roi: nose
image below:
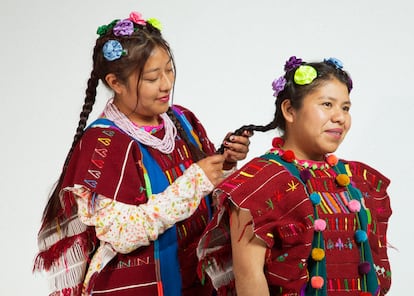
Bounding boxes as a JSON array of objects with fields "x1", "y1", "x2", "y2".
[
  {"x1": 331, "y1": 107, "x2": 346, "y2": 124},
  {"x1": 160, "y1": 71, "x2": 174, "y2": 92}
]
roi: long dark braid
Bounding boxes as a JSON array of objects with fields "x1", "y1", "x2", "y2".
[{"x1": 40, "y1": 60, "x2": 100, "y2": 228}]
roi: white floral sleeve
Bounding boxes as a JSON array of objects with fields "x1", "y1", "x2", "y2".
[{"x1": 65, "y1": 163, "x2": 214, "y2": 254}]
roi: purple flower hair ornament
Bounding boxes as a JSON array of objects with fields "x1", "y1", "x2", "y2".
[
  {"x1": 272, "y1": 76, "x2": 287, "y2": 97},
  {"x1": 284, "y1": 56, "x2": 303, "y2": 72},
  {"x1": 103, "y1": 40, "x2": 127, "y2": 61},
  {"x1": 324, "y1": 57, "x2": 343, "y2": 69},
  {"x1": 113, "y1": 19, "x2": 134, "y2": 36}
]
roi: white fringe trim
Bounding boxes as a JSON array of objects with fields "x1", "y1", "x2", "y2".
[
  {"x1": 38, "y1": 215, "x2": 87, "y2": 251},
  {"x1": 46, "y1": 242, "x2": 88, "y2": 292}
]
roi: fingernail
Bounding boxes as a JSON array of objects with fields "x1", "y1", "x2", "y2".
[{"x1": 229, "y1": 136, "x2": 235, "y2": 142}]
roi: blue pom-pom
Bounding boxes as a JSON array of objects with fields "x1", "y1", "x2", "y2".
[
  {"x1": 309, "y1": 192, "x2": 321, "y2": 205},
  {"x1": 355, "y1": 230, "x2": 368, "y2": 243}
]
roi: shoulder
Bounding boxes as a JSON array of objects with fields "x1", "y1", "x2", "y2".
[
  {"x1": 341, "y1": 159, "x2": 390, "y2": 194},
  {"x1": 171, "y1": 104, "x2": 200, "y2": 123},
  {"x1": 216, "y1": 156, "x2": 307, "y2": 208}
]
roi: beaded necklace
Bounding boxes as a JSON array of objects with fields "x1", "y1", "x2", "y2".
[
  {"x1": 267, "y1": 138, "x2": 378, "y2": 296},
  {"x1": 103, "y1": 99, "x2": 177, "y2": 154}
]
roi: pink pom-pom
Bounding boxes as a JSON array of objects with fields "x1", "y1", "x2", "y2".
[
  {"x1": 314, "y1": 219, "x2": 327, "y2": 231},
  {"x1": 348, "y1": 200, "x2": 361, "y2": 213},
  {"x1": 310, "y1": 276, "x2": 324, "y2": 289}
]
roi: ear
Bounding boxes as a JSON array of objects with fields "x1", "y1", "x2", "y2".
[
  {"x1": 281, "y1": 99, "x2": 296, "y2": 123},
  {"x1": 105, "y1": 73, "x2": 124, "y2": 95}
]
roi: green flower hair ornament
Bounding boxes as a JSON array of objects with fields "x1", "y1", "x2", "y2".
[
  {"x1": 147, "y1": 18, "x2": 162, "y2": 31},
  {"x1": 294, "y1": 65, "x2": 318, "y2": 85}
]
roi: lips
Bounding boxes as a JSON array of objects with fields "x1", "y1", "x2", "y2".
[
  {"x1": 325, "y1": 128, "x2": 343, "y2": 139},
  {"x1": 159, "y1": 95, "x2": 170, "y2": 103}
]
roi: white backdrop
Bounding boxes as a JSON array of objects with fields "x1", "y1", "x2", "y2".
[{"x1": 1, "y1": 0, "x2": 413, "y2": 294}]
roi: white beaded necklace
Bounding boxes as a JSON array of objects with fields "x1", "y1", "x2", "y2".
[{"x1": 103, "y1": 99, "x2": 177, "y2": 154}]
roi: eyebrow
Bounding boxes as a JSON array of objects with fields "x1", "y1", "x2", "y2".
[
  {"x1": 143, "y1": 58, "x2": 173, "y2": 75},
  {"x1": 319, "y1": 96, "x2": 351, "y2": 105}
]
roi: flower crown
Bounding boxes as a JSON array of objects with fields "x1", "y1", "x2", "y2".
[
  {"x1": 98, "y1": 12, "x2": 162, "y2": 61},
  {"x1": 271, "y1": 56, "x2": 348, "y2": 98}
]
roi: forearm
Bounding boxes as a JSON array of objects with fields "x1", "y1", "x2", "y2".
[{"x1": 71, "y1": 163, "x2": 214, "y2": 253}]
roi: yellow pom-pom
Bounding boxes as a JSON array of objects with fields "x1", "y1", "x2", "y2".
[
  {"x1": 336, "y1": 174, "x2": 350, "y2": 186},
  {"x1": 311, "y1": 248, "x2": 325, "y2": 261}
]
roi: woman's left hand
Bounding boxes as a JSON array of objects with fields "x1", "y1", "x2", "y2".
[{"x1": 221, "y1": 130, "x2": 253, "y2": 170}]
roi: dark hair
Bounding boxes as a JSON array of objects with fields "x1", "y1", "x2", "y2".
[
  {"x1": 40, "y1": 18, "x2": 205, "y2": 228},
  {"x1": 218, "y1": 58, "x2": 353, "y2": 149}
]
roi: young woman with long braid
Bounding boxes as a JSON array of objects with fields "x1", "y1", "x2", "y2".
[
  {"x1": 198, "y1": 56, "x2": 392, "y2": 295},
  {"x1": 33, "y1": 11, "x2": 251, "y2": 296}
]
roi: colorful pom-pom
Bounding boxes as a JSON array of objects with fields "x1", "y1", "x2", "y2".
[
  {"x1": 348, "y1": 200, "x2": 361, "y2": 213},
  {"x1": 272, "y1": 137, "x2": 284, "y2": 148},
  {"x1": 314, "y1": 219, "x2": 327, "y2": 232},
  {"x1": 325, "y1": 154, "x2": 338, "y2": 166},
  {"x1": 358, "y1": 262, "x2": 371, "y2": 275},
  {"x1": 281, "y1": 150, "x2": 295, "y2": 162},
  {"x1": 355, "y1": 230, "x2": 368, "y2": 243},
  {"x1": 310, "y1": 276, "x2": 324, "y2": 289},
  {"x1": 309, "y1": 192, "x2": 321, "y2": 205},
  {"x1": 336, "y1": 174, "x2": 350, "y2": 186},
  {"x1": 311, "y1": 248, "x2": 325, "y2": 261},
  {"x1": 300, "y1": 169, "x2": 312, "y2": 183}
]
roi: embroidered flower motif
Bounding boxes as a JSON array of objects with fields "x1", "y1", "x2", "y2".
[
  {"x1": 113, "y1": 19, "x2": 134, "y2": 36},
  {"x1": 103, "y1": 40, "x2": 127, "y2": 61},
  {"x1": 147, "y1": 18, "x2": 162, "y2": 31},
  {"x1": 294, "y1": 65, "x2": 318, "y2": 85},
  {"x1": 324, "y1": 57, "x2": 343, "y2": 69},
  {"x1": 284, "y1": 56, "x2": 303, "y2": 72},
  {"x1": 129, "y1": 11, "x2": 146, "y2": 25},
  {"x1": 271, "y1": 76, "x2": 287, "y2": 97}
]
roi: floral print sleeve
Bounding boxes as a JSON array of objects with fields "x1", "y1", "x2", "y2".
[{"x1": 65, "y1": 163, "x2": 214, "y2": 254}]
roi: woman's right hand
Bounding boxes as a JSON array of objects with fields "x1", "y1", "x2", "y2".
[{"x1": 196, "y1": 154, "x2": 226, "y2": 186}]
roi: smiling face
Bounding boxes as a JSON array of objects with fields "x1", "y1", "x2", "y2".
[
  {"x1": 110, "y1": 46, "x2": 174, "y2": 126},
  {"x1": 282, "y1": 78, "x2": 351, "y2": 161}
]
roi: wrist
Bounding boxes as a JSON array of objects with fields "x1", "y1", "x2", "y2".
[{"x1": 223, "y1": 160, "x2": 237, "y2": 171}]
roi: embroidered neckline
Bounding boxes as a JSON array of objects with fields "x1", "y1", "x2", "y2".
[
  {"x1": 269, "y1": 137, "x2": 336, "y2": 171},
  {"x1": 268, "y1": 137, "x2": 376, "y2": 295}
]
